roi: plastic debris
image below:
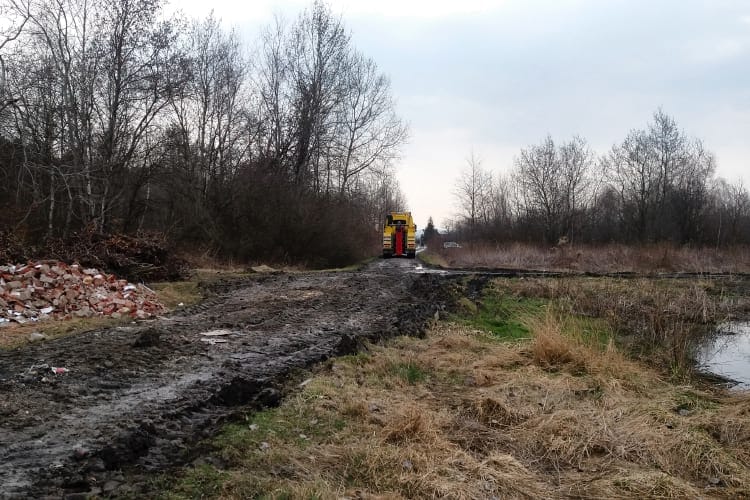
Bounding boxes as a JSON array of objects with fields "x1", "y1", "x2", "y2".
[
  {"x1": 199, "y1": 329, "x2": 232, "y2": 336},
  {"x1": 27, "y1": 363, "x2": 49, "y2": 373},
  {"x1": 50, "y1": 367, "x2": 69, "y2": 375},
  {"x1": 200, "y1": 338, "x2": 228, "y2": 345}
]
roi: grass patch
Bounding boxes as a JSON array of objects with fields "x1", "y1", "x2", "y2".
[
  {"x1": 456, "y1": 285, "x2": 546, "y2": 341},
  {"x1": 213, "y1": 396, "x2": 337, "y2": 461},
  {"x1": 160, "y1": 464, "x2": 228, "y2": 500},
  {"x1": 160, "y1": 319, "x2": 750, "y2": 499},
  {"x1": 0, "y1": 315, "x2": 132, "y2": 349},
  {"x1": 483, "y1": 276, "x2": 742, "y2": 375},
  {"x1": 559, "y1": 314, "x2": 614, "y2": 348},
  {"x1": 156, "y1": 274, "x2": 750, "y2": 499},
  {"x1": 337, "y1": 352, "x2": 371, "y2": 366},
  {"x1": 417, "y1": 250, "x2": 448, "y2": 268},
  {"x1": 675, "y1": 390, "x2": 721, "y2": 412},
  {"x1": 390, "y1": 361, "x2": 427, "y2": 384},
  {"x1": 151, "y1": 280, "x2": 203, "y2": 310}
]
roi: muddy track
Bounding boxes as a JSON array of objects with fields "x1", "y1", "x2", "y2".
[
  {"x1": 0, "y1": 259, "x2": 454, "y2": 498},
  {"x1": 418, "y1": 258, "x2": 750, "y2": 281}
]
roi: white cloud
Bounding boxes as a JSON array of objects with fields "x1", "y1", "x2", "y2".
[
  {"x1": 170, "y1": 0, "x2": 508, "y2": 24},
  {"x1": 687, "y1": 38, "x2": 746, "y2": 64},
  {"x1": 332, "y1": 0, "x2": 507, "y2": 19},
  {"x1": 168, "y1": 0, "x2": 305, "y2": 24}
]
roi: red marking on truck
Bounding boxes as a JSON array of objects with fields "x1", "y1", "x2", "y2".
[{"x1": 395, "y1": 226, "x2": 404, "y2": 256}]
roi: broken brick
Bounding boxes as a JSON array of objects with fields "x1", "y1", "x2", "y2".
[{"x1": 0, "y1": 260, "x2": 165, "y2": 324}]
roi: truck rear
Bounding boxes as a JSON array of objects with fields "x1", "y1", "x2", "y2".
[{"x1": 382, "y1": 212, "x2": 416, "y2": 258}]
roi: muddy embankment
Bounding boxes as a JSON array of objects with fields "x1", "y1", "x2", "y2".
[{"x1": 0, "y1": 259, "x2": 454, "y2": 498}]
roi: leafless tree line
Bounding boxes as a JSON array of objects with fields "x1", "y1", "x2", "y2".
[
  {"x1": 0, "y1": 0, "x2": 408, "y2": 265},
  {"x1": 453, "y1": 110, "x2": 749, "y2": 246}
]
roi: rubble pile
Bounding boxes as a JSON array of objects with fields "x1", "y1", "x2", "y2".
[
  {"x1": 48, "y1": 229, "x2": 189, "y2": 282},
  {"x1": 0, "y1": 261, "x2": 165, "y2": 325}
]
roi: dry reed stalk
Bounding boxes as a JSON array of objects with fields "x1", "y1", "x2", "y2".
[
  {"x1": 529, "y1": 309, "x2": 589, "y2": 373},
  {"x1": 438, "y1": 242, "x2": 750, "y2": 274},
  {"x1": 564, "y1": 468, "x2": 703, "y2": 499},
  {"x1": 383, "y1": 405, "x2": 440, "y2": 444}
]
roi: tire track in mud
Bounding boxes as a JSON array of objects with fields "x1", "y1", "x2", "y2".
[{"x1": 0, "y1": 260, "x2": 453, "y2": 498}]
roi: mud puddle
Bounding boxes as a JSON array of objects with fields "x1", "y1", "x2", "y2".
[{"x1": 0, "y1": 259, "x2": 454, "y2": 498}]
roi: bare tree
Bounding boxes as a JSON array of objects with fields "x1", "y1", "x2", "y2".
[
  {"x1": 489, "y1": 173, "x2": 514, "y2": 227},
  {"x1": 254, "y1": 14, "x2": 294, "y2": 172},
  {"x1": 514, "y1": 135, "x2": 592, "y2": 243},
  {"x1": 604, "y1": 128, "x2": 657, "y2": 241},
  {"x1": 0, "y1": 0, "x2": 188, "y2": 234},
  {"x1": 0, "y1": 0, "x2": 410, "y2": 267},
  {"x1": 671, "y1": 138, "x2": 715, "y2": 242},
  {"x1": 288, "y1": 0, "x2": 349, "y2": 189},
  {"x1": 0, "y1": 0, "x2": 30, "y2": 111},
  {"x1": 171, "y1": 14, "x2": 248, "y2": 196},
  {"x1": 91, "y1": 0, "x2": 185, "y2": 230},
  {"x1": 454, "y1": 153, "x2": 493, "y2": 233},
  {"x1": 2, "y1": 0, "x2": 92, "y2": 235},
  {"x1": 251, "y1": 2, "x2": 407, "y2": 201},
  {"x1": 604, "y1": 110, "x2": 714, "y2": 242},
  {"x1": 711, "y1": 178, "x2": 749, "y2": 246},
  {"x1": 335, "y1": 51, "x2": 407, "y2": 196},
  {"x1": 558, "y1": 135, "x2": 594, "y2": 241}
]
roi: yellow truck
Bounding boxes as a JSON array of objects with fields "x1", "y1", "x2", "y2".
[{"x1": 382, "y1": 212, "x2": 417, "y2": 258}]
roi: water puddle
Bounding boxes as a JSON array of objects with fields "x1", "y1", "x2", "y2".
[{"x1": 697, "y1": 322, "x2": 750, "y2": 389}]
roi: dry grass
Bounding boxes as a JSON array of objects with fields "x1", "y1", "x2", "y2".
[
  {"x1": 149, "y1": 280, "x2": 203, "y2": 310},
  {"x1": 431, "y1": 242, "x2": 750, "y2": 274},
  {"x1": 166, "y1": 318, "x2": 750, "y2": 499},
  {"x1": 0, "y1": 315, "x2": 132, "y2": 349},
  {"x1": 484, "y1": 276, "x2": 750, "y2": 375},
  {"x1": 530, "y1": 310, "x2": 590, "y2": 371}
]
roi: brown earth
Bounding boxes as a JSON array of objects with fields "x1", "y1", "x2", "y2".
[{"x1": 0, "y1": 259, "x2": 453, "y2": 498}]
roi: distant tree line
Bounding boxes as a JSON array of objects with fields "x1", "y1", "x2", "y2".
[
  {"x1": 0, "y1": 0, "x2": 408, "y2": 266},
  {"x1": 452, "y1": 110, "x2": 749, "y2": 246}
]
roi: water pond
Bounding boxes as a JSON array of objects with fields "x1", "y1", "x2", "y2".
[{"x1": 697, "y1": 322, "x2": 750, "y2": 389}]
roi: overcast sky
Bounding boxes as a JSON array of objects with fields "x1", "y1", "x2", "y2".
[{"x1": 174, "y1": 0, "x2": 750, "y2": 229}]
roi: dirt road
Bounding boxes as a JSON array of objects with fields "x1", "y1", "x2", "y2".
[{"x1": 0, "y1": 259, "x2": 451, "y2": 498}]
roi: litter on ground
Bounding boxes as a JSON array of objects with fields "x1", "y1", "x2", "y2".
[
  {"x1": 199, "y1": 329, "x2": 233, "y2": 337},
  {"x1": 200, "y1": 338, "x2": 228, "y2": 345}
]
